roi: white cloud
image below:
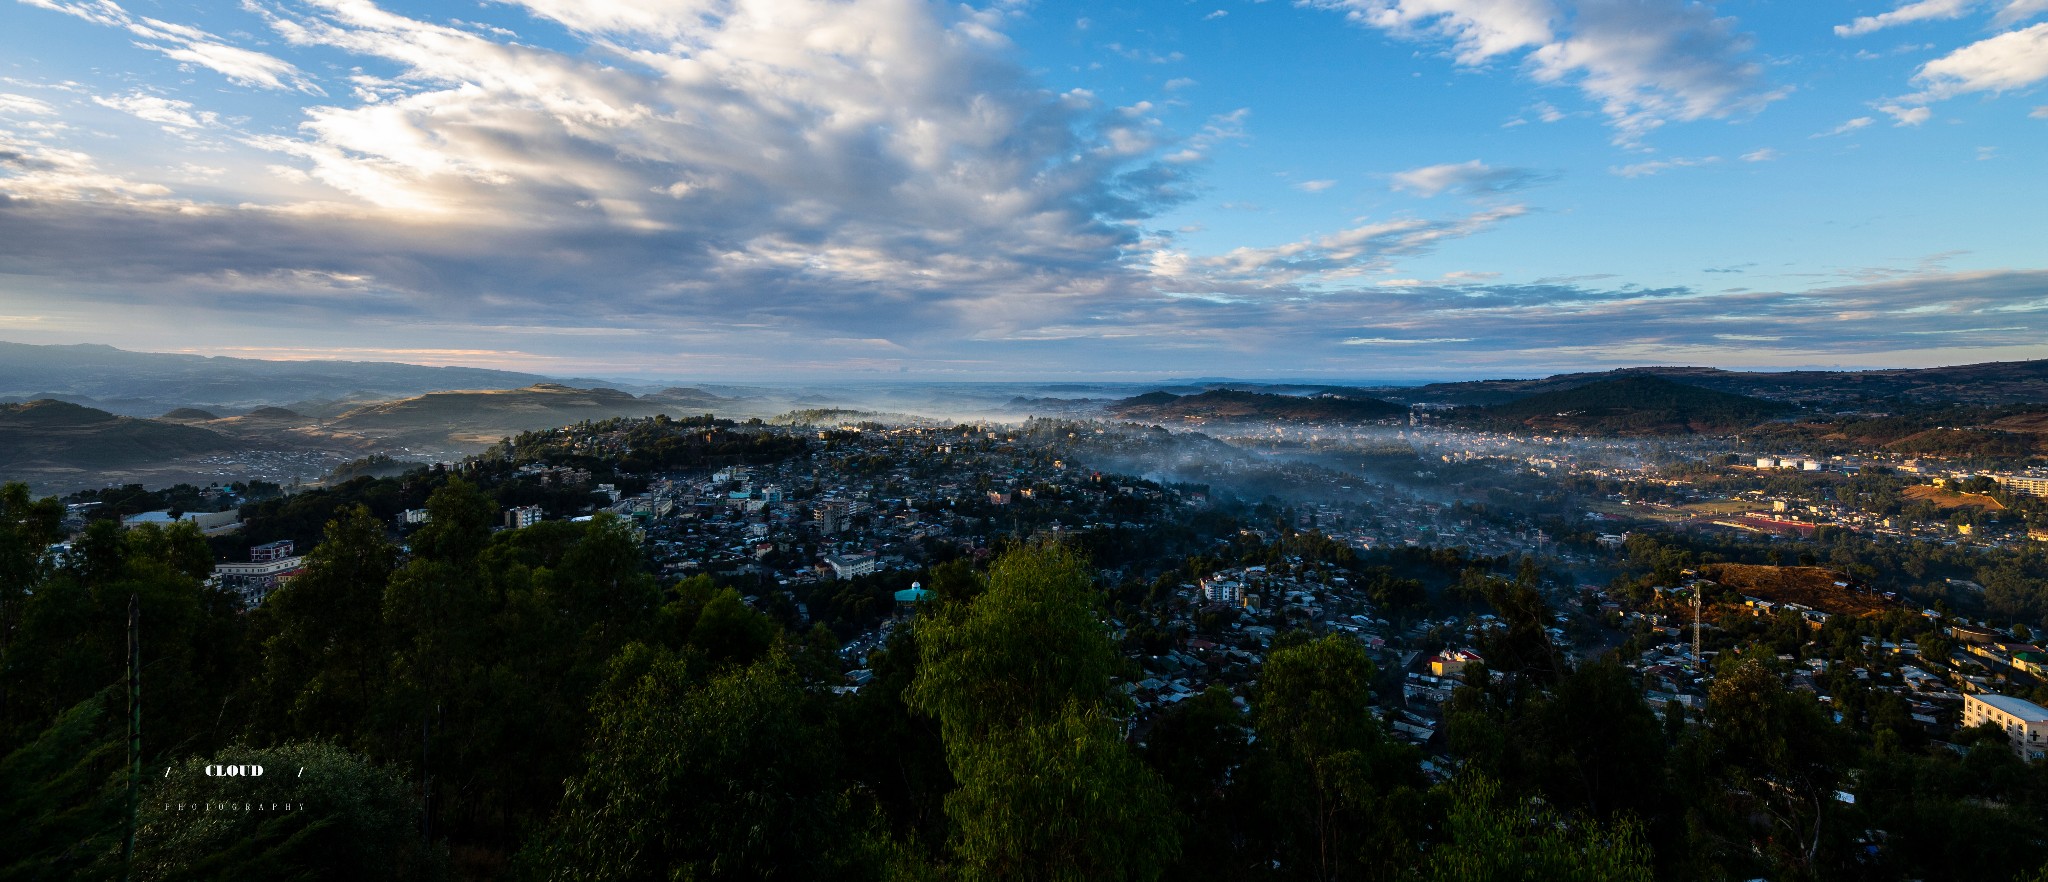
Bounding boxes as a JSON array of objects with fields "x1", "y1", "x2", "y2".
[
  {"x1": 1204, "y1": 9, "x2": 1229, "y2": 20},
  {"x1": 1295, "y1": 179, "x2": 1338, "y2": 192},
  {"x1": 1994, "y1": 0, "x2": 2048, "y2": 26},
  {"x1": 92, "y1": 92, "x2": 217, "y2": 129},
  {"x1": 1168, "y1": 204, "x2": 1530, "y2": 285},
  {"x1": 1389, "y1": 159, "x2": 1550, "y2": 197},
  {"x1": 1609, "y1": 155, "x2": 1719, "y2": 177},
  {"x1": 1164, "y1": 77, "x2": 1199, "y2": 90},
  {"x1": 0, "y1": 131, "x2": 175, "y2": 202},
  {"x1": 1815, "y1": 116, "x2": 1874, "y2": 137},
  {"x1": 1, "y1": 0, "x2": 1260, "y2": 355},
  {"x1": 20, "y1": 0, "x2": 319, "y2": 93},
  {"x1": 1834, "y1": 0, "x2": 1974, "y2": 38},
  {"x1": 1880, "y1": 103, "x2": 1933, "y2": 125},
  {"x1": 1311, "y1": 0, "x2": 1555, "y2": 64},
  {"x1": 2033, "y1": 104, "x2": 2048, "y2": 117},
  {"x1": 1305, "y1": 0, "x2": 1782, "y2": 144},
  {"x1": 0, "y1": 93, "x2": 58, "y2": 116},
  {"x1": 1740, "y1": 147, "x2": 1780, "y2": 161},
  {"x1": 1379, "y1": 270, "x2": 1500, "y2": 287},
  {"x1": 1912, "y1": 22, "x2": 2048, "y2": 96}
]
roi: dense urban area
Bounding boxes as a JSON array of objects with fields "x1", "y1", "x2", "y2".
[{"x1": 9, "y1": 397, "x2": 2048, "y2": 881}]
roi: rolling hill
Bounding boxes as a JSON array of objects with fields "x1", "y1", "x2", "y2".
[
  {"x1": 0, "y1": 400, "x2": 241, "y2": 470},
  {"x1": 322, "y1": 384, "x2": 749, "y2": 448},
  {"x1": 1472, "y1": 375, "x2": 1792, "y2": 434}
]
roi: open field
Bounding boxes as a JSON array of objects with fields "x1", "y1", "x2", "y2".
[
  {"x1": 1904, "y1": 484, "x2": 2005, "y2": 512},
  {"x1": 1676, "y1": 500, "x2": 1766, "y2": 515}
]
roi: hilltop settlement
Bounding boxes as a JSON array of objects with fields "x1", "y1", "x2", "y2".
[{"x1": 11, "y1": 357, "x2": 2048, "y2": 879}]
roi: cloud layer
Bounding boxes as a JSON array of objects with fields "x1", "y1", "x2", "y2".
[
  {"x1": 1305, "y1": 0, "x2": 1784, "y2": 143},
  {"x1": 1, "y1": 0, "x2": 2045, "y2": 377}
]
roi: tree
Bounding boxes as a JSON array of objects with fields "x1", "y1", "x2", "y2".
[
  {"x1": 1253, "y1": 634, "x2": 1423, "y2": 882},
  {"x1": 0, "y1": 483, "x2": 63, "y2": 720},
  {"x1": 689, "y1": 588, "x2": 777, "y2": 668},
  {"x1": 907, "y1": 544, "x2": 1123, "y2": 740},
  {"x1": 1422, "y1": 775, "x2": 1654, "y2": 882},
  {"x1": 944, "y1": 702, "x2": 1178, "y2": 882},
  {"x1": 1526, "y1": 659, "x2": 1668, "y2": 821},
  {"x1": 907, "y1": 544, "x2": 1179, "y2": 882},
  {"x1": 0, "y1": 691, "x2": 123, "y2": 882},
  {"x1": 1145, "y1": 685, "x2": 1256, "y2": 881},
  {"x1": 244, "y1": 505, "x2": 395, "y2": 748},
  {"x1": 2, "y1": 520, "x2": 246, "y2": 758},
  {"x1": 521, "y1": 647, "x2": 859, "y2": 881},
  {"x1": 1704, "y1": 656, "x2": 1849, "y2": 873}
]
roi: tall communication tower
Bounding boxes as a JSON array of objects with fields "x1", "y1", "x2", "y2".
[{"x1": 1690, "y1": 591, "x2": 1704, "y2": 659}]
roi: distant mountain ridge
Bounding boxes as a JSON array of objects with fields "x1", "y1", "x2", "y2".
[
  {"x1": 1373, "y1": 360, "x2": 2048, "y2": 407},
  {"x1": 0, "y1": 340, "x2": 609, "y2": 416}
]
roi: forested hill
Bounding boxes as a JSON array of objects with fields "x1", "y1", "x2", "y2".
[
  {"x1": 1466, "y1": 375, "x2": 1793, "y2": 434},
  {"x1": 1380, "y1": 359, "x2": 2048, "y2": 408},
  {"x1": 0, "y1": 399, "x2": 240, "y2": 469},
  {"x1": 1110, "y1": 389, "x2": 1407, "y2": 424},
  {"x1": 326, "y1": 384, "x2": 679, "y2": 446}
]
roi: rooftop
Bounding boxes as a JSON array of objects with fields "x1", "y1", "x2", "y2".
[{"x1": 1973, "y1": 693, "x2": 2048, "y2": 722}]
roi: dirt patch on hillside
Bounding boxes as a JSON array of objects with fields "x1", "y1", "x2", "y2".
[
  {"x1": 1699, "y1": 564, "x2": 1891, "y2": 617},
  {"x1": 1990, "y1": 411, "x2": 2048, "y2": 434}
]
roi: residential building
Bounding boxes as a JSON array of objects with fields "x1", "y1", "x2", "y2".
[
  {"x1": 214, "y1": 540, "x2": 304, "y2": 605},
  {"x1": 1200, "y1": 577, "x2": 1245, "y2": 606},
  {"x1": 1995, "y1": 475, "x2": 2048, "y2": 498},
  {"x1": 826, "y1": 552, "x2": 879, "y2": 580},
  {"x1": 250, "y1": 540, "x2": 295, "y2": 562},
  {"x1": 1964, "y1": 693, "x2": 2048, "y2": 760},
  {"x1": 1429, "y1": 648, "x2": 1483, "y2": 678},
  {"x1": 504, "y1": 505, "x2": 544, "y2": 529},
  {"x1": 816, "y1": 500, "x2": 848, "y2": 535}
]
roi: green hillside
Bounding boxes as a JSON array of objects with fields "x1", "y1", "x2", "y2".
[{"x1": 0, "y1": 399, "x2": 239, "y2": 469}]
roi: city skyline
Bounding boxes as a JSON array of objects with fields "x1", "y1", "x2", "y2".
[{"x1": 1, "y1": 0, "x2": 2045, "y2": 379}]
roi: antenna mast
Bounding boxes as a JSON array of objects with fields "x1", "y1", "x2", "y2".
[{"x1": 1691, "y1": 591, "x2": 1703, "y2": 659}]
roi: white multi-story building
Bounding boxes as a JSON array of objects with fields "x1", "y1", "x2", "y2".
[
  {"x1": 214, "y1": 540, "x2": 304, "y2": 605},
  {"x1": 826, "y1": 552, "x2": 879, "y2": 579},
  {"x1": 1964, "y1": 693, "x2": 2048, "y2": 760},
  {"x1": 1994, "y1": 475, "x2": 2048, "y2": 498},
  {"x1": 504, "y1": 505, "x2": 544, "y2": 529},
  {"x1": 1200, "y1": 577, "x2": 1244, "y2": 606}
]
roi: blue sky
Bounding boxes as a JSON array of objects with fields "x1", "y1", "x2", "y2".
[{"x1": 0, "y1": 0, "x2": 2043, "y2": 380}]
